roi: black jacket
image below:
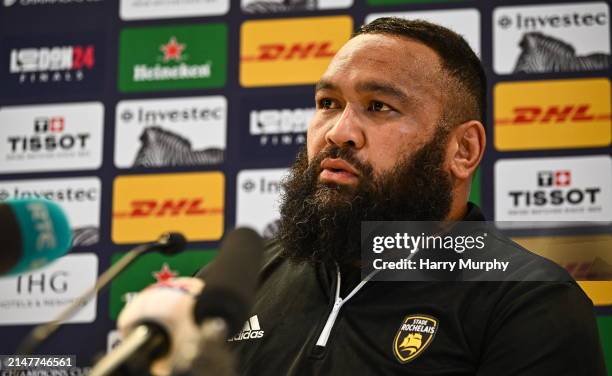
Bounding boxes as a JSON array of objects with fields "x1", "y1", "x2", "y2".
[{"x1": 200, "y1": 204, "x2": 606, "y2": 375}]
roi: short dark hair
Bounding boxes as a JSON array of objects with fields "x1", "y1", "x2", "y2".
[{"x1": 355, "y1": 17, "x2": 486, "y2": 127}]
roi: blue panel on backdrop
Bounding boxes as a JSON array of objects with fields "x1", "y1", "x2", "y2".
[
  {"x1": 239, "y1": 93, "x2": 313, "y2": 164},
  {"x1": 0, "y1": 33, "x2": 105, "y2": 99}
]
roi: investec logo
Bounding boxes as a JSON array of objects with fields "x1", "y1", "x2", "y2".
[
  {"x1": 0, "y1": 177, "x2": 101, "y2": 246},
  {"x1": 229, "y1": 315, "x2": 264, "y2": 341},
  {"x1": 250, "y1": 107, "x2": 312, "y2": 146},
  {"x1": 494, "y1": 79, "x2": 611, "y2": 151},
  {"x1": 240, "y1": 16, "x2": 352, "y2": 87},
  {"x1": 493, "y1": 2, "x2": 610, "y2": 74},
  {"x1": 112, "y1": 172, "x2": 225, "y2": 243},
  {"x1": 236, "y1": 168, "x2": 287, "y2": 239},
  {"x1": 9, "y1": 44, "x2": 95, "y2": 84},
  {"x1": 119, "y1": 24, "x2": 227, "y2": 92},
  {"x1": 495, "y1": 156, "x2": 612, "y2": 224},
  {"x1": 114, "y1": 96, "x2": 227, "y2": 169}
]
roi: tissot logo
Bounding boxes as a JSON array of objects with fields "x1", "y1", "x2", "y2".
[
  {"x1": 0, "y1": 102, "x2": 104, "y2": 173},
  {"x1": 114, "y1": 96, "x2": 227, "y2": 169},
  {"x1": 0, "y1": 254, "x2": 98, "y2": 325},
  {"x1": 494, "y1": 79, "x2": 611, "y2": 151},
  {"x1": 495, "y1": 156, "x2": 612, "y2": 227},
  {"x1": 0, "y1": 177, "x2": 101, "y2": 246},
  {"x1": 240, "y1": 16, "x2": 352, "y2": 87},
  {"x1": 508, "y1": 171, "x2": 599, "y2": 208},
  {"x1": 9, "y1": 117, "x2": 89, "y2": 153},
  {"x1": 493, "y1": 2, "x2": 610, "y2": 74},
  {"x1": 119, "y1": 24, "x2": 227, "y2": 92},
  {"x1": 538, "y1": 171, "x2": 571, "y2": 187},
  {"x1": 112, "y1": 172, "x2": 224, "y2": 243},
  {"x1": 1, "y1": 35, "x2": 104, "y2": 98}
]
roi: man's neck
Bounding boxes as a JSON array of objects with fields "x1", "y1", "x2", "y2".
[{"x1": 446, "y1": 201, "x2": 468, "y2": 221}]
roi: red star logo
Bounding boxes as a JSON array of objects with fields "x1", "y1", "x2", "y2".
[
  {"x1": 555, "y1": 171, "x2": 571, "y2": 187},
  {"x1": 160, "y1": 36, "x2": 185, "y2": 62},
  {"x1": 152, "y1": 263, "x2": 178, "y2": 282}
]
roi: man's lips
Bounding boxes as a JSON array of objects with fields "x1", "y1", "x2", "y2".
[{"x1": 319, "y1": 158, "x2": 360, "y2": 185}]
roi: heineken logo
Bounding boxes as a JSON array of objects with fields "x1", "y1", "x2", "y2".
[
  {"x1": 161, "y1": 37, "x2": 185, "y2": 62},
  {"x1": 119, "y1": 24, "x2": 227, "y2": 92},
  {"x1": 108, "y1": 250, "x2": 217, "y2": 320},
  {"x1": 152, "y1": 263, "x2": 178, "y2": 282},
  {"x1": 133, "y1": 36, "x2": 211, "y2": 82}
]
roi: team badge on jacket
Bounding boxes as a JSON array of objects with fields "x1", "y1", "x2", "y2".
[{"x1": 393, "y1": 315, "x2": 438, "y2": 363}]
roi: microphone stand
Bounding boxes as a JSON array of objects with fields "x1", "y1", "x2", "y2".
[{"x1": 17, "y1": 233, "x2": 184, "y2": 355}]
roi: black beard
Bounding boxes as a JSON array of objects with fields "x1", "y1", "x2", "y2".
[{"x1": 277, "y1": 127, "x2": 454, "y2": 267}]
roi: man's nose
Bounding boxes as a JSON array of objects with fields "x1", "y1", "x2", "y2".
[{"x1": 324, "y1": 105, "x2": 365, "y2": 149}]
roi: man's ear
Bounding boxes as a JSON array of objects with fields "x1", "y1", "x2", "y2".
[{"x1": 447, "y1": 120, "x2": 486, "y2": 180}]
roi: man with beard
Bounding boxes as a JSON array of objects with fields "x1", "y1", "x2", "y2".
[{"x1": 202, "y1": 18, "x2": 606, "y2": 375}]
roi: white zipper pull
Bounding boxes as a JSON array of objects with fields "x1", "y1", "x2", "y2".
[
  {"x1": 314, "y1": 266, "x2": 380, "y2": 348},
  {"x1": 316, "y1": 297, "x2": 344, "y2": 347}
]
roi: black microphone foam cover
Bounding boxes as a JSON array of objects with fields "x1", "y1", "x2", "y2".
[
  {"x1": 0, "y1": 203, "x2": 22, "y2": 274},
  {"x1": 193, "y1": 227, "x2": 264, "y2": 335},
  {"x1": 156, "y1": 232, "x2": 187, "y2": 255}
]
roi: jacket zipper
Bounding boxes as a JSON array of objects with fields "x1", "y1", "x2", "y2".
[{"x1": 315, "y1": 265, "x2": 379, "y2": 347}]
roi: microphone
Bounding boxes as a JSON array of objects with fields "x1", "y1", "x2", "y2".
[
  {"x1": 193, "y1": 227, "x2": 264, "y2": 334},
  {"x1": 17, "y1": 231, "x2": 187, "y2": 355},
  {"x1": 0, "y1": 199, "x2": 72, "y2": 276},
  {"x1": 90, "y1": 228, "x2": 264, "y2": 376}
]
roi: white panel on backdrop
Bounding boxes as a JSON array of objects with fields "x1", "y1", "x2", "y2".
[
  {"x1": 120, "y1": 0, "x2": 229, "y2": 20},
  {"x1": 236, "y1": 168, "x2": 288, "y2": 239},
  {"x1": 114, "y1": 96, "x2": 227, "y2": 168},
  {"x1": 365, "y1": 9, "x2": 481, "y2": 57},
  {"x1": 241, "y1": 0, "x2": 352, "y2": 13},
  {"x1": 0, "y1": 254, "x2": 99, "y2": 325},
  {"x1": 0, "y1": 177, "x2": 102, "y2": 246},
  {"x1": 493, "y1": 2, "x2": 610, "y2": 74},
  {"x1": 495, "y1": 155, "x2": 612, "y2": 228},
  {"x1": 0, "y1": 102, "x2": 103, "y2": 174}
]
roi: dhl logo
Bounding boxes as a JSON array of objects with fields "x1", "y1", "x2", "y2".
[
  {"x1": 241, "y1": 42, "x2": 336, "y2": 62},
  {"x1": 112, "y1": 172, "x2": 224, "y2": 243},
  {"x1": 240, "y1": 16, "x2": 352, "y2": 87},
  {"x1": 494, "y1": 79, "x2": 611, "y2": 151},
  {"x1": 496, "y1": 105, "x2": 610, "y2": 125},
  {"x1": 113, "y1": 198, "x2": 223, "y2": 218}
]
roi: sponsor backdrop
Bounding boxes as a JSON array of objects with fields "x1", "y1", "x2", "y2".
[{"x1": 0, "y1": 0, "x2": 610, "y2": 372}]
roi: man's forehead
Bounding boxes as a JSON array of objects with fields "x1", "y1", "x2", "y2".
[
  {"x1": 319, "y1": 33, "x2": 444, "y2": 100},
  {"x1": 330, "y1": 33, "x2": 442, "y2": 74}
]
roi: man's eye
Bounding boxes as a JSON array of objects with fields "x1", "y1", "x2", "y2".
[
  {"x1": 368, "y1": 101, "x2": 392, "y2": 112},
  {"x1": 318, "y1": 98, "x2": 336, "y2": 109}
]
